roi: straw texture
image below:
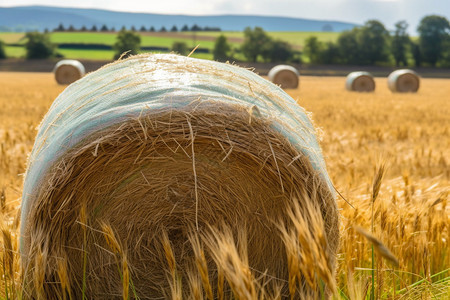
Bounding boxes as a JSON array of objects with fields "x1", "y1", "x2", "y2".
[
  {"x1": 268, "y1": 65, "x2": 299, "y2": 89},
  {"x1": 21, "y1": 54, "x2": 338, "y2": 298},
  {"x1": 53, "y1": 59, "x2": 85, "y2": 85},
  {"x1": 345, "y1": 71, "x2": 375, "y2": 92},
  {"x1": 388, "y1": 69, "x2": 420, "y2": 93}
]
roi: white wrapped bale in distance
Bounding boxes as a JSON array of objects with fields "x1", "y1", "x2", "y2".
[
  {"x1": 345, "y1": 71, "x2": 375, "y2": 92},
  {"x1": 268, "y1": 65, "x2": 299, "y2": 89},
  {"x1": 388, "y1": 69, "x2": 420, "y2": 93},
  {"x1": 21, "y1": 54, "x2": 338, "y2": 298},
  {"x1": 53, "y1": 59, "x2": 85, "y2": 85}
]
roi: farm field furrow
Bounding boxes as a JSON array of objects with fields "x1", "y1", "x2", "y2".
[{"x1": 0, "y1": 72, "x2": 448, "y2": 298}]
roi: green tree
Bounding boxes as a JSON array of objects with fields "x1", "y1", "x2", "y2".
[
  {"x1": 191, "y1": 24, "x2": 201, "y2": 31},
  {"x1": 0, "y1": 40, "x2": 6, "y2": 59},
  {"x1": 25, "y1": 32, "x2": 55, "y2": 59},
  {"x1": 262, "y1": 39, "x2": 293, "y2": 63},
  {"x1": 337, "y1": 29, "x2": 361, "y2": 64},
  {"x1": 417, "y1": 15, "x2": 450, "y2": 66},
  {"x1": 241, "y1": 27, "x2": 271, "y2": 62},
  {"x1": 54, "y1": 23, "x2": 65, "y2": 32},
  {"x1": 358, "y1": 20, "x2": 390, "y2": 65},
  {"x1": 304, "y1": 37, "x2": 339, "y2": 64},
  {"x1": 213, "y1": 35, "x2": 231, "y2": 61},
  {"x1": 172, "y1": 41, "x2": 188, "y2": 55},
  {"x1": 439, "y1": 37, "x2": 450, "y2": 67},
  {"x1": 411, "y1": 41, "x2": 422, "y2": 67},
  {"x1": 320, "y1": 42, "x2": 340, "y2": 64},
  {"x1": 391, "y1": 21, "x2": 410, "y2": 66},
  {"x1": 113, "y1": 30, "x2": 141, "y2": 59},
  {"x1": 100, "y1": 24, "x2": 109, "y2": 32},
  {"x1": 170, "y1": 25, "x2": 178, "y2": 32},
  {"x1": 304, "y1": 36, "x2": 324, "y2": 64}
]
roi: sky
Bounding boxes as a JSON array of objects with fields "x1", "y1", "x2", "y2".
[{"x1": 1, "y1": 0, "x2": 450, "y2": 34}]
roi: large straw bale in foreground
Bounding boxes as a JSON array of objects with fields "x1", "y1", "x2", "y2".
[
  {"x1": 21, "y1": 54, "x2": 338, "y2": 298},
  {"x1": 268, "y1": 65, "x2": 299, "y2": 89},
  {"x1": 345, "y1": 71, "x2": 375, "y2": 92},
  {"x1": 388, "y1": 69, "x2": 420, "y2": 93},
  {"x1": 53, "y1": 59, "x2": 85, "y2": 85}
]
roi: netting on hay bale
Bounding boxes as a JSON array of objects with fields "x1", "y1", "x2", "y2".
[
  {"x1": 268, "y1": 65, "x2": 299, "y2": 89},
  {"x1": 53, "y1": 60, "x2": 85, "y2": 85},
  {"x1": 388, "y1": 69, "x2": 420, "y2": 93},
  {"x1": 20, "y1": 54, "x2": 339, "y2": 298},
  {"x1": 345, "y1": 71, "x2": 375, "y2": 92}
]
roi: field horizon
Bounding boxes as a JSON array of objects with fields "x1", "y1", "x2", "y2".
[{"x1": 0, "y1": 31, "x2": 341, "y2": 62}]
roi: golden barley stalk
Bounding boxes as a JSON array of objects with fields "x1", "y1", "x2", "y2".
[
  {"x1": 354, "y1": 226, "x2": 399, "y2": 267},
  {"x1": 122, "y1": 255, "x2": 130, "y2": 300}
]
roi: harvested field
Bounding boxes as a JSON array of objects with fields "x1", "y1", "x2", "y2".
[{"x1": 0, "y1": 72, "x2": 449, "y2": 299}]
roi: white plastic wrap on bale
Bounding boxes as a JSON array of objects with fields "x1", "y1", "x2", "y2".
[
  {"x1": 346, "y1": 71, "x2": 375, "y2": 92},
  {"x1": 21, "y1": 54, "x2": 333, "y2": 250},
  {"x1": 268, "y1": 65, "x2": 299, "y2": 89},
  {"x1": 53, "y1": 59, "x2": 85, "y2": 85},
  {"x1": 388, "y1": 69, "x2": 420, "y2": 93}
]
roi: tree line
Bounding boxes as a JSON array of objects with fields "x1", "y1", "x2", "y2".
[
  {"x1": 51, "y1": 23, "x2": 221, "y2": 33},
  {"x1": 303, "y1": 15, "x2": 450, "y2": 67},
  {"x1": 0, "y1": 28, "x2": 293, "y2": 62},
  {"x1": 111, "y1": 28, "x2": 296, "y2": 62},
  {"x1": 1, "y1": 14, "x2": 448, "y2": 67}
]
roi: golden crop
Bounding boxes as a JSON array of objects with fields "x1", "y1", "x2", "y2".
[{"x1": 0, "y1": 72, "x2": 448, "y2": 299}]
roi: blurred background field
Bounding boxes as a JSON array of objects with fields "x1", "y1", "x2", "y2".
[
  {"x1": 0, "y1": 31, "x2": 339, "y2": 61},
  {"x1": 0, "y1": 72, "x2": 448, "y2": 298}
]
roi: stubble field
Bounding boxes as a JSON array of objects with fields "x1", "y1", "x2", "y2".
[{"x1": 0, "y1": 72, "x2": 448, "y2": 299}]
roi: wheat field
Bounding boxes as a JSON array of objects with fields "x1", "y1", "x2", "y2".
[{"x1": 0, "y1": 72, "x2": 448, "y2": 299}]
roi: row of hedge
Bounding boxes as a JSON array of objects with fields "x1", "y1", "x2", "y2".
[{"x1": 7, "y1": 42, "x2": 212, "y2": 53}]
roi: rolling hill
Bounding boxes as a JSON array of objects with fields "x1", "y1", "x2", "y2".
[{"x1": 0, "y1": 5, "x2": 358, "y2": 32}]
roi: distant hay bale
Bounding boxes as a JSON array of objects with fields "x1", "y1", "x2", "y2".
[
  {"x1": 53, "y1": 59, "x2": 85, "y2": 85},
  {"x1": 388, "y1": 69, "x2": 420, "y2": 93},
  {"x1": 20, "y1": 54, "x2": 338, "y2": 298},
  {"x1": 268, "y1": 65, "x2": 299, "y2": 89},
  {"x1": 345, "y1": 71, "x2": 375, "y2": 92}
]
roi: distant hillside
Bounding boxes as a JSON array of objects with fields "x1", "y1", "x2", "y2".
[{"x1": 0, "y1": 5, "x2": 358, "y2": 32}]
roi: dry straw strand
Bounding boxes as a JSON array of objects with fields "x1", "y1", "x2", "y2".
[{"x1": 355, "y1": 226, "x2": 399, "y2": 267}]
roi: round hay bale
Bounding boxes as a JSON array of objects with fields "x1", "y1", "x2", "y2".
[
  {"x1": 53, "y1": 59, "x2": 85, "y2": 85},
  {"x1": 20, "y1": 54, "x2": 338, "y2": 298},
  {"x1": 388, "y1": 69, "x2": 420, "y2": 93},
  {"x1": 345, "y1": 71, "x2": 375, "y2": 92},
  {"x1": 268, "y1": 65, "x2": 299, "y2": 89}
]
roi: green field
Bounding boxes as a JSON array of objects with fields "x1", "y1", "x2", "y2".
[
  {"x1": 49, "y1": 32, "x2": 225, "y2": 48},
  {"x1": 4, "y1": 45, "x2": 26, "y2": 57},
  {"x1": 0, "y1": 32, "x2": 26, "y2": 44},
  {"x1": 0, "y1": 31, "x2": 339, "y2": 60}
]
